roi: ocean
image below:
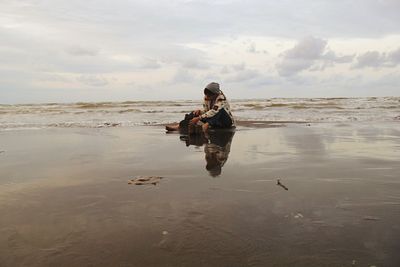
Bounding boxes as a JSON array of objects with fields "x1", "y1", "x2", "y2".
[{"x1": 0, "y1": 97, "x2": 399, "y2": 130}]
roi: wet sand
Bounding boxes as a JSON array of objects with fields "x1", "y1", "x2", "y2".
[{"x1": 0, "y1": 123, "x2": 400, "y2": 266}]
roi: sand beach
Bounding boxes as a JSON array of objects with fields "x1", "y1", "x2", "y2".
[
  {"x1": 0, "y1": 121, "x2": 399, "y2": 266},
  {"x1": 2, "y1": 0, "x2": 400, "y2": 265}
]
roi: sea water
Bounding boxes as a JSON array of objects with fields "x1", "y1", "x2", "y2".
[{"x1": 0, "y1": 97, "x2": 399, "y2": 130}]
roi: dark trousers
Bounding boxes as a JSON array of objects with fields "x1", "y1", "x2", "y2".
[
  {"x1": 202, "y1": 108, "x2": 233, "y2": 128},
  {"x1": 179, "y1": 111, "x2": 196, "y2": 128},
  {"x1": 179, "y1": 108, "x2": 233, "y2": 129},
  {"x1": 179, "y1": 109, "x2": 232, "y2": 129}
]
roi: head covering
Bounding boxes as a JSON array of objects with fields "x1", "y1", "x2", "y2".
[
  {"x1": 204, "y1": 82, "x2": 221, "y2": 95},
  {"x1": 206, "y1": 162, "x2": 222, "y2": 177}
]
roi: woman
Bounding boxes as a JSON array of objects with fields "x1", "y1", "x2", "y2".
[{"x1": 166, "y1": 82, "x2": 235, "y2": 133}]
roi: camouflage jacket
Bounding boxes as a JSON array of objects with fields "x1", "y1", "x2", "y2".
[{"x1": 199, "y1": 92, "x2": 235, "y2": 125}]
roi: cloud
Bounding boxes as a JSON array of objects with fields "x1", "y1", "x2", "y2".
[
  {"x1": 139, "y1": 58, "x2": 162, "y2": 69},
  {"x1": 224, "y1": 69, "x2": 260, "y2": 83},
  {"x1": 322, "y1": 51, "x2": 354, "y2": 64},
  {"x1": 311, "y1": 51, "x2": 354, "y2": 71},
  {"x1": 246, "y1": 42, "x2": 267, "y2": 54},
  {"x1": 388, "y1": 47, "x2": 400, "y2": 64},
  {"x1": 353, "y1": 51, "x2": 385, "y2": 68},
  {"x1": 276, "y1": 36, "x2": 354, "y2": 76},
  {"x1": 1, "y1": 0, "x2": 400, "y2": 102},
  {"x1": 159, "y1": 46, "x2": 210, "y2": 69},
  {"x1": 219, "y1": 63, "x2": 261, "y2": 83},
  {"x1": 181, "y1": 58, "x2": 209, "y2": 69},
  {"x1": 65, "y1": 46, "x2": 99, "y2": 56},
  {"x1": 276, "y1": 36, "x2": 328, "y2": 76},
  {"x1": 172, "y1": 69, "x2": 195, "y2": 84},
  {"x1": 232, "y1": 63, "x2": 246, "y2": 71},
  {"x1": 353, "y1": 47, "x2": 400, "y2": 68},
  {"x1": 220, "y1": 66, "x2": 231, "y2": 74},
  {"x1": 77, "y1": 75, "x2": 109, "y2": 87},
  {"x1": 247, "y1": 42, "x2": 256, "y2": 53}
]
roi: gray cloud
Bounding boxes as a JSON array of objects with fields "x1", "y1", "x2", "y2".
[
  {"x1": 139, "y1": 58, "x2": 162, "y2": 69},
  {"x1": 388, "y1": 48, "x2": 400, "y2": 64},
  {"x1": 220, "y1": 66, "x2": 231, "y2": 74},
  {"x1": 1, "y1": 0, "x2": 400, "y2": 102},
  {"x1": 77, "y1": 75, "x2": 109, "y2": 87},
  {"x1": 220, "y1": 63, "x2": 276, "y2": 89},
  {"x1": 65, "y1": 46, "x2": 99, "y2": 56},
  {"x1": 276, "y1": 36, "x2": 327, "y2": 76},
  {"x1": 219, "y1": 63, "x2": 261, "y2": 82},
  {"x1": 232, "y1": 63, "x2": 246, "y2": 71},
  {"x1": 246, "y1": 42, "x2": 268, "y2": 54},
  {"x1": 311, "y1": 51, "x2": 355, "y2": 71},
  {"x1": 247, "y1": 42, "x2": 257, "y2": 53},
  {"x1": 181, "y1": 59, "x2": 209, "y2": 70},
  {"x1": 5, "y1": 1, "x2": 399, "y2": 47},
  {"x1": 353, "y1": 47, "x2": 400, "y2": 68},
  {"x1": 158, "y1": 46, "x2": 210, "y2": 70},
  {"x1": 353, "y1": 51, "x2": 386, "y2": 68},
  {"x1": 322, "y1": 51, "x2": 354, "y2": 64},
  {"x1": 224, "y1": 69, "x2": 260, "y2": 83},
  {"x1": 277, "y1": 36, "x2": 354, "y2": 76},
  {"x1": 172, "y1": 69, "x2": 196, "y2": 84},
  {"x1": 285, "y1": 37, "x2": 328, "y2": 60},
  {"x1": 247, "y1": 42, "x2": 268, "y2": 54}
]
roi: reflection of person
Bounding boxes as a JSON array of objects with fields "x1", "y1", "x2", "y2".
[
  {"x1": 166, "y1": 82, "x2": 235, "y2": 133},
  {"x1": 179, "y1": 130, "x2": 235, "y2": 177},
  {"x1": 204, "y1": 131, "x2": 234, "y2": 177}
]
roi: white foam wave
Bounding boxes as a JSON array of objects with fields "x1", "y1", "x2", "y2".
[{"x1": 1, "y1": 97, "x2": 399, "y2": 130}]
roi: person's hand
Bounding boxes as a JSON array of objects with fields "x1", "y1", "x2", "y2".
[
  {"x1": 193, "y1": 110, "x2": 201, "y2": 116},
  {"x1": 190, "y1": 117, "x2": 200, "y2": 125}
]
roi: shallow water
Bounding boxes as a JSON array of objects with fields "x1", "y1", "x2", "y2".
[{"x1": 0, "y1": 123, "x2": 399, "y2": 266}]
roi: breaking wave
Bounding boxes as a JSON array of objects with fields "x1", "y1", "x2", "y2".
[{"x1": 1, "y1": 97, "x2": 399, "y2": 130}]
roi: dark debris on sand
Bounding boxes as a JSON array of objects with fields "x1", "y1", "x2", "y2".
[
  {"x1": 277, "y1": 178, "x2": 289, "y2": 191},
  {"x1": 128, "y1": 176, "x2": 163, "y2": 185}
]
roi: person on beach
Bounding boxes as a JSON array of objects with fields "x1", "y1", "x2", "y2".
[{"x1": 166, "y1": 82, "x2": 235, "y2": 133}]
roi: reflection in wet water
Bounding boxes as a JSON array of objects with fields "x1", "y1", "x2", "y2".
[
  {"x1": 0, "y1": 124, "x2": 400, "y2": 266},
  {"x1": 179, "y1": 130, "x2": 235, "y2": 177}
]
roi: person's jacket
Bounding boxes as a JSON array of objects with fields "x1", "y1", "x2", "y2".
[{"x1": 199, "y1": 92, "x2": 235, "y2": 126}]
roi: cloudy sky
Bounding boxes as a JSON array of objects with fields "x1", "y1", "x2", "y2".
[{"x1": 1, "y1": 0, "x2": 400, "y2": 103}]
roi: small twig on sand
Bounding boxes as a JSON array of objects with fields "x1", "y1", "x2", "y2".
[{"x1": 277, "y1": 178, "x2": 289, "y2": 191}]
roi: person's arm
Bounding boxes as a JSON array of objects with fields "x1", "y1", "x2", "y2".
[
  {"x1": 200, "y1": 100, "x2": 226, "y2": 119},
  {"x1": 193, "y1": 98, "x2": 209, "y2": 116}
]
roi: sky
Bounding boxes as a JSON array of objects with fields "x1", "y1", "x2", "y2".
[{"x1": 1, "y1": 0, "x2": 400, "y2": 103}]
